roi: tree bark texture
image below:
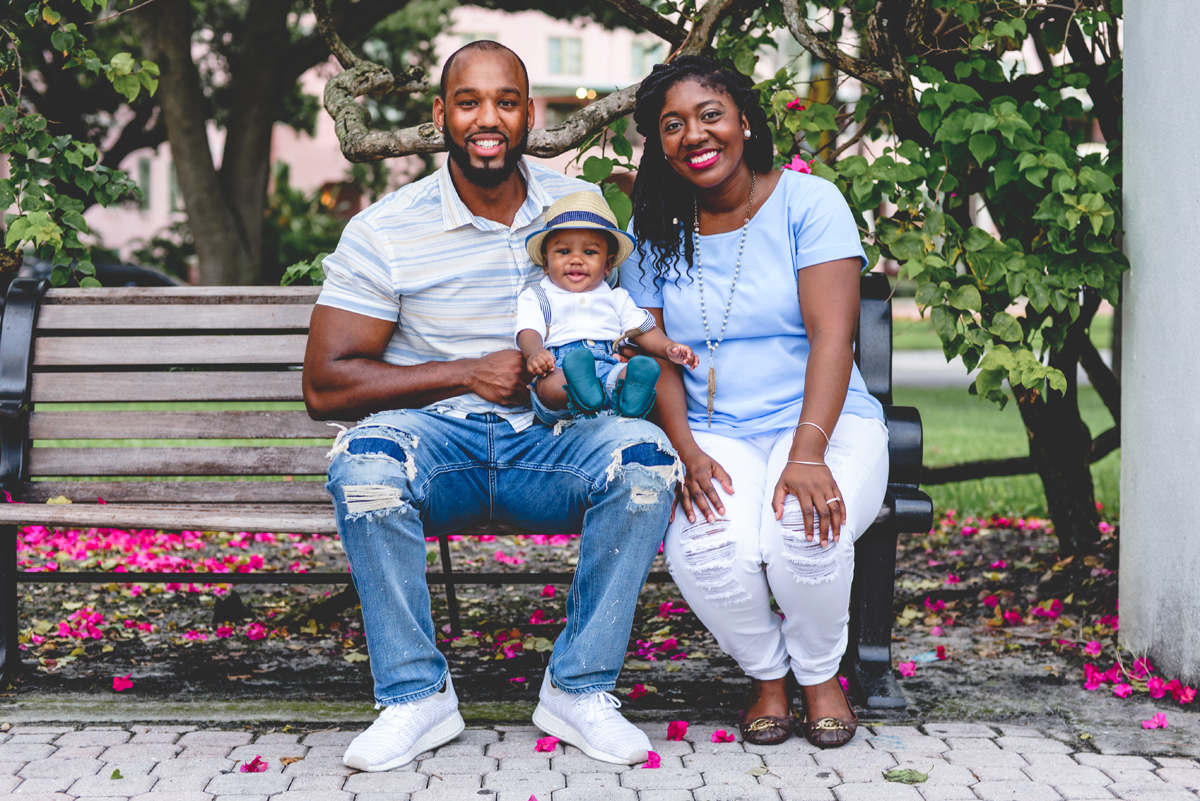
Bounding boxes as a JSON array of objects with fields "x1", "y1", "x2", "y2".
[
  {"x1": 1015, "y1": 306, "x2": 1103, "y2": 556},
  {"x1": 131, "y1": 0, "x2": 258, "y2": 286}
]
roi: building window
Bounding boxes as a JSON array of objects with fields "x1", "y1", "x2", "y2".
[
  {"x1": 631, "y1": 41, "x2": 664, "y2": 78},
  {"x1": 168, "y1": 162, "x2": 181, "y2": 213},
  {"x1": 137, "y1": 157, "x2": 151, "y2": 211},
  {"x1": 548, "y1": 37, "x2": 582, "y2": 76}
]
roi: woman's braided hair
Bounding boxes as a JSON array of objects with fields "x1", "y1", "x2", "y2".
[{"x1": 631, "y1": 55, "x2": 773, "y2": 285}]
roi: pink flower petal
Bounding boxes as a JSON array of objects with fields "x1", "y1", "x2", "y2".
[
  {"x1": 534, "y1": 736, "x2": 560, "y2": 753},
  {"x1": 1112, "y1": 683, "x2": 1133, "y2": 698},
  {"x1": 1084, "y1": 641, "x2": 1102, "y2": 656},
  {"x1": 711, "y1": 730, "x2": 735, "y2": 743},
  {"x1": 112, "y1": 674, "x2": 133, "y2": 692},
  {"x1": 897, "y1": 661, "x2": 916, "y2": 678},
  {"x1": 667, "y1": 720, "x2": 688, "y2": 741},
  {"x1": 628, "y1": 683, "x2": 647, "y2": 700},
  {"x1": 541, "y1": 585, "x2": 555, "y2": 598},
  {"x1": 642, "y1": 751, "x2": 661, "y2": 769},
  {"x1": 240, "y1": 755, "x2": 268, "y2": 772}
]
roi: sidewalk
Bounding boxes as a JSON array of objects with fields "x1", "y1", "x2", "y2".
[{"x1": 1, "y1": 718, "x2": 1198, "y2": 800}]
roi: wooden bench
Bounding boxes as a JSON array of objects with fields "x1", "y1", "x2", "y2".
[{"x1": 0, "y1": 274, "x2": 931, "y2": 708}]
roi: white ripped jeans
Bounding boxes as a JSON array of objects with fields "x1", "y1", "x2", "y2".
[{"x1": 664, "y1": 414, "x2": 889, "y2": 686}]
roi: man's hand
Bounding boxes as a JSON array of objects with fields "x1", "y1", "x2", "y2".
[
  {"x1": 470, "y1": 349, "x2": 532, "y2": 406},
  {"x1": 526, "y1": 348, "x2": 556, "y2": 377},
  {"x1": 666, "y1": 342, "x2": 699, "y2": 369}
]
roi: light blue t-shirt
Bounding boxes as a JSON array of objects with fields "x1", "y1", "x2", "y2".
[{"x1": 620, "y1": 170, "x2": 884, "y2": 437}]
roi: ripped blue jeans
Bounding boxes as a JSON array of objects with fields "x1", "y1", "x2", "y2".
[{"x1": 326, "y1": 409, "x2": 678, "y2": 706}]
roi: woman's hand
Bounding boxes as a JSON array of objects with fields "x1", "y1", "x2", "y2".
[
  {"x1": 676, "y1": 444, "x2": 734, "y2": 525},
  {"x1": 772, "y1": 463, "x2": 844, "y2": 547}
]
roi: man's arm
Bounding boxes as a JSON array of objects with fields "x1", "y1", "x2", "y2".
[{"x1": 302, "y1": 305, "x2": 530, "y2": 421}]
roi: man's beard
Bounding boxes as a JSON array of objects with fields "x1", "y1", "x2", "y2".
[{"x1": 444, "y1": 125, "x2": 528, "y2": 189}]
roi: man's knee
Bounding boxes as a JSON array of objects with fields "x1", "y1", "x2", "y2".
[
  {"x1": 327, "y1": 423, "x2": 423, "y2": 519},
  {"x1": 598, "y1": 424, "x2": 682, "y2": 511}
]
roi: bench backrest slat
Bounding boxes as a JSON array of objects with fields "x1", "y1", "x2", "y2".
[
  {"x1": 31, "y1": 371, "x2": 303, "y2": 403},
  {"x1": 23, "y1": 480, "x2": 332, "y2": 504},
  {"x1": 37, "y1": 304, "x2": 314, "y2": 331},
  {"x1": 29, "y1": 410, "x2": 339, "y2": 440},
  {"x1": 33, "y1": 335, "x2": 309, "y2": 366},
  {"x1": 40, "y1": 287, "x2": 321, "y2": 305},
  {"x1": 29, "y1": 445, "x2": 330, "y2": 476}
]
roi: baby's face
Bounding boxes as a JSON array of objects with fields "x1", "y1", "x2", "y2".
[{"x1": 543, "y1": 229, "x2": 613, "y2": 294}]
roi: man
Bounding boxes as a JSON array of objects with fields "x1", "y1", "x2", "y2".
[{"x1": 303, "y1": 41, "x2": 677, "y2": 772}]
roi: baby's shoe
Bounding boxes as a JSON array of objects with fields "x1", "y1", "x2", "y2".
[
  {"x1": 613, "y1": 356, "x2": 660, "y2": 418},
  {"x1": 562, "y1": 348, "x2": 606, "y2": 416}
]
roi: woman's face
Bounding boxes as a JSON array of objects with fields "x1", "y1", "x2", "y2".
[{"x1": 657, "y1": 78, "x2": 750, "y2": 191}]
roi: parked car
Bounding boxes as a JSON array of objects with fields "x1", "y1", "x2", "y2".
[{"x1": 17, "y1": 259, "x2": 188, "y2": 288}]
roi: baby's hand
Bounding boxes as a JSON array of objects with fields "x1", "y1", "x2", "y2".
[
  {"x1": 667, "y1": 342, "x2": 699, "y2": 369},
  {"x1": 527, "y1": 349, "x2": 556, "y2": 377}
]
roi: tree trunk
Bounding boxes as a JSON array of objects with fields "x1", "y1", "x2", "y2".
[
  {"x1": 219, "y1": 0, "x2": 294, "y2": 285},
  {"x1": 131, "y1": 0, "x2": 259, "y2": 286},
  {"x1": 1014, "y1": 310, "x2": 1103, "y2": 556}
]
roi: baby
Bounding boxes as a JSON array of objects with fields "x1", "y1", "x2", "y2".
[{"x1": 516, "y1": 192, "x2": 697, "y2": 424}]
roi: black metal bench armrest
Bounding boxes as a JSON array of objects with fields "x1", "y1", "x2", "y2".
[
  {"x1": 0, "y1": 279, "x2": 48, "y2": 491},
  {"x1": 883, "y1": 404, "x2": 922, "y2": 487}
]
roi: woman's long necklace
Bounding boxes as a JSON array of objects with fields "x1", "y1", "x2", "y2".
[{"x1": 694, "y1": 171, "x2": 755, "y2": 427}]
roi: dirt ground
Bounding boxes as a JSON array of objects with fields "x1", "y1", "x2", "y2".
[{"x1": 8, "y1": 507, "x2": 1141, "y2": 725}]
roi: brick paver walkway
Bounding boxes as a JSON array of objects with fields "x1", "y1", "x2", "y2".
[{"x1": 1, "y1": 721, "x2": 1198, "y2": 800}]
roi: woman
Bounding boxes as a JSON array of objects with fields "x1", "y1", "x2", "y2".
[{"x1": 621, "y1": 56, "x2": 889, "y2": 748}]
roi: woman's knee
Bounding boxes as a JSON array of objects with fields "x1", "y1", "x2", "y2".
[{"x1": 667, "y1": 516, "x2": 759, "y2": 607}]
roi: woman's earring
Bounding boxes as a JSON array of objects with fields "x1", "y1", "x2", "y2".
[{"x1": 743, "y1": 130, "x2": 751, "y2": 139}]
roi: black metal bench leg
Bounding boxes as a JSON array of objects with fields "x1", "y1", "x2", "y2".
[
  {"x1": 848, "y1": 519, "x2": 907, "y2": 709},
  {"x1": 438, "y1": 533, "x2": 462, "y2": 638},
  {"x1": 0, "y1": 524, "x2": 21, "y2": 687}
]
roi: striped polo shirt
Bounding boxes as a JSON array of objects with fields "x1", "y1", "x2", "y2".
[{"x1": 316, "y1": 158, "x2": 600, "y2": 430}]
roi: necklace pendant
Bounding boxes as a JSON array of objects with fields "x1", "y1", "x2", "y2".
[{"x1": 706, "y1": 365, "x2": 716, "y2": 427}]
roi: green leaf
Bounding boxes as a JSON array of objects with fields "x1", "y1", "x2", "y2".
[
  {"x1": 602, "y1": 183, "x2": 632, "y2": 231},
  {"x1": 611, "y1": 135, "x2": 633, "y2": 161},
  {"x1": 42, "y1": 6, "x2": 62, "y2": 25},
  {"x1": 924, "y1": 207, "x2": 945, "y2": 238},
  {"x1": 343, "y1": 651, "x2": 369, "y2": 663},
  {"x1": 581, "y1": 156, "x2": 613, "y2": 184},
  {"x1": 963, "y1": 227, "x2": 995, "y2": 252},
  {"x1": 968, "y1": 134, "x2": 997, "y2": 165},
  {"x1": 947, "y1": 284, "x2": 982, "y2": 312},
  {"x1": 110, "y1": 769, "x2": 124, "y2": 780},
  {"x1": 79, "y1": 277, "x2": 101, "y2": 288},
  {"x1": 733, "y1": 45, "x2": 756, "y2": 76},
  {"x1": 746, "y1": 765, "x2": 769, "y2": 777},
  {"x1": 988, "y1": 312, "x2": 1022, "y2": 343},
  {"x1": 883, "y1": 768, "x2": 929, "y2": 785},
  {"x1": 930, "y1": 306, "x2": 958, "y2": 343},
  {"x1": 111, "y1": 74, "x2": 141, "y2": 103}
]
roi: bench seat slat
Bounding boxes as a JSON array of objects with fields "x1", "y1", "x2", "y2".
[
  {"x1": 0, "y1": 503, "x2": 338, "y2": 534},
  {"x1": 37, "y1": 304, "x2": 313, "y2": 331},
  {"x1": 31, "y1": 372, "x2": 302, "y2": 402},
  {"x1": 43, "y1": 287, "x2": 322, "y2": 305},
  {"x1": 33, "y1": 335, "x2": 308, "y2": 367},
  {"x1": 22, "y1": 481, "x2": 332, "y2": 504},
  {"x1": 30, "y1": 411, "x2": 344, "y2": 440},
  {"x1": 29, "y1": 446, "x2": 330, "y2": 476}
]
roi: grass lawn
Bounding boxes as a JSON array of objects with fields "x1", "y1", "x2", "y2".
[{"x1": 896, "y1": 385, "x2": 1119, "y2": 519}]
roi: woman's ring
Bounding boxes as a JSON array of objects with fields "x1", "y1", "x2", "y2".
[{"x1": 825, "y1": 497, "x2": 840, "y2": 505}]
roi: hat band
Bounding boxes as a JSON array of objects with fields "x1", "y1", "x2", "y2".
[{"x1": 546, "y1": 210, "x2": 617, "y2": 231}]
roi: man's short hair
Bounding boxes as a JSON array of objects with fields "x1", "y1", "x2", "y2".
[{"x1": 439, "y1": 41, "x2": 530, "y2": 99}]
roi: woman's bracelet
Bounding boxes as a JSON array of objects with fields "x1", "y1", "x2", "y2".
[
  {"x1": 787, "y1": 460, "x2": 826, "y2": 467},
  {"x1": 796, "y1": 421, "x2": 830, "y2": 446}
]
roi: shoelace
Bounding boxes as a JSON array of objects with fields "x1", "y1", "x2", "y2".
[{"x1": 576, "y1": 691, "x2": 623, "y2": 723}]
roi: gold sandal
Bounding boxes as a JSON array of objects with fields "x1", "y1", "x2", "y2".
[{"x1": 799, "y1": 681, "x2": 858, "y2": 749}]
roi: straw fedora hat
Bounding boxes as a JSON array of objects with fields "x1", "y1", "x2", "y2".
[{"x1": 525, "y1": 191, "x2": 637, "y2": 268}]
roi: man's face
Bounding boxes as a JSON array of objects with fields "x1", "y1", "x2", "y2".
[{"x1": 435, "y1": 50, "x2": 533, "y2": 189}]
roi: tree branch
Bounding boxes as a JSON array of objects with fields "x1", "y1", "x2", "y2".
[
  {"x1": 779, "y1": 0, "x2": 894, "y2": 88},
  {"x1": 311, "y1": 0, "x2": 363, "y2": 69},
  {"x1": 600, "y1": 0, "x2": 686, "y2": 47},
  {"x1": 1079, "y1": 336, "x2": 1120, "y2": 425},
  {"x1": 320, "y1": 0, "x2": 735, "y2": 162},
  {"x1": 922, "y1": 424, "x2": 1119, "y2": 486}
]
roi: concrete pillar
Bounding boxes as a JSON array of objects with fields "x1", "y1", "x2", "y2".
[{"x1": 1120, "y1": 1, "x2": 1200, "y2": 682}]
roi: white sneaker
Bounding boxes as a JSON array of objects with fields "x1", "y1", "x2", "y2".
[
  {"x1": 343, "y1": 676, "x2": 465, "y2": 772},
  {"x1": 532, "y1": 667, "x2": 651, "y2": 765}
]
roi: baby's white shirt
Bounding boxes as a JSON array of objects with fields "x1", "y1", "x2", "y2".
[{"x1": 515, "y1": 275, "x2": 656, "y2": 348}]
